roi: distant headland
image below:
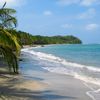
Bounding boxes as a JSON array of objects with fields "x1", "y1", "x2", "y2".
[{"x1": 8, "y1": 30, "x2": 82, "y2": 45}]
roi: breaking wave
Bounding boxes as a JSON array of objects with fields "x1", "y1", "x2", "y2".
[{"x1": 21, "y1": 48, "x2": 100, "y2": 86}]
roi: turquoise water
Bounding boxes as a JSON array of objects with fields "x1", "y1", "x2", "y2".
[
  {"x1": 21, "y1": 44, "x2": 100, "y2": 86},
  {"x1": 33, "y1": 44, "x2": 100, "y2": 68}
]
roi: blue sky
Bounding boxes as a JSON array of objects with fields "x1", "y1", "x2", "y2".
[{"x1": 0, "y1": 0, "x2": 100, "y2": 43}]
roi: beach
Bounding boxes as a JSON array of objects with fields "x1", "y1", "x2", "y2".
[
  {"x1": 0, "y1": 61, "x2": 92, "y2": 100},
  {"x1": 0, "y1": 0, "x2": 100, "y2": 99},
  {"x1": 26, "y1": 69, "x2": 93, "y2": 100},
  {"x1": 1, "y1": 44, "x2": 100, "y2": 100}
]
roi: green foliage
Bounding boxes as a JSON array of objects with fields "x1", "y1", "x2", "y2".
[
  {"x1": 11, "y1": 30, "x2": 82, "y2": 45},
  {"x1": 0, "y1": 8, "x2": 17, "y2": 29},
  {"x1": 0, "y1": 29, "x2": 20, "y2": 74},
  {"x1": 0, "y1": 29, "x2": 21, "y2": 54},
  {"x1": 0, "y1": 3, "x2": 20, "y2": 74},
  {"x1": 0, "y1": 45, "x2": 18, "y2": 73}
]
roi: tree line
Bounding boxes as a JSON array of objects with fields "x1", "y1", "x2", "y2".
[{"x1": 8, "y1": 30, "x2": 82, "y2": 45}]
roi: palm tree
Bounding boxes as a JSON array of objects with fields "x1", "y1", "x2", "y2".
[{"x1": 0, "y1": 2, "x2": 21, "y2": 74}]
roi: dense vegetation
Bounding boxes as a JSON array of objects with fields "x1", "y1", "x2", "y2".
[
  {"x1": 0, "y1": 3, "x2": 21, "y2": 74},
  {"x1": 8, "y1": 30, "x2": 82, "y2": 45}
]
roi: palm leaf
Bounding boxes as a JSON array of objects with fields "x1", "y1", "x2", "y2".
[
  {"x1": 0, "y1": 29, "x2": 21, "y2": 55},
  {"x1": 0, "y1": 8, "x2": 17, "y2": 29},
  {"x1": 0, "y1": 3, "x2": 20, "y2": 74},
  {"x1": 1, "y1": 17, "x2": 17, "y2": 29},
  {"x1": 0, "y1": 45, "x2": 18, "y2": 73},
  {"x1": 0, "y1": 8, "x2": 16, "y2": 15}
]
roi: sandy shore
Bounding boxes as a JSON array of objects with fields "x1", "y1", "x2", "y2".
[
  {"x1": 0, "y1": 60, "x2": 47, "y2": 100},
  {"x1": 0, "y1": 60, "x2": 93, "y2": 100},
  {"x1": 0, "y1": 69, "x2": 47, "y2": 100},
  {"x1": 25, "y1": 69, "x2": 93, "y2": 100}
]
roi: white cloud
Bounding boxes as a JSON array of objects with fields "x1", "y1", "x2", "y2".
[
  {"x1": 0, "y1": 0, "x2": 26, "y2": 7},
  {"x1": 78, "y1": 8, "x2": 96, "y2": 19},
  {"x1": 86, "y1": 23, "x2": 99, "y2": 30},
  {"x1": 61, "y1": 24, "x2": 72, "y2": 28},
  {"x1": 57, "y1": 0, "x2": 80, "y2": 6},
  {"x1": 80, "y1": 0, "x2": 99, "y2": 6},
  {"x1": 43, "y1": 11, "x2": 53, "y2": 16},
  {"x1": 57, "y1": 0, "x2": 100, "y2": 6}
]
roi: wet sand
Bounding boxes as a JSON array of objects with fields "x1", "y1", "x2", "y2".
[
  {"x1": 25, "y1": 69, "x2": 92, "y2": 100},
  {"x1": 0, "y1": 61, "x2": 92, "y2": 100}
]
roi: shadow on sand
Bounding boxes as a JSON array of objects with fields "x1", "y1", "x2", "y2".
[{"x1": 0, "y1": 75, "x2": 77, "y2": 100}]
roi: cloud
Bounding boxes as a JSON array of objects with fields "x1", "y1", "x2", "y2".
[
  {"x1": 43, "y1": 11, "x2": 53, "y2": 16},
  {"x1": 78, "y1": 8, "x2": 96, "y2": 19},
  {"x1": 85, "y1": 23, "x2": 99, "y2": 30},
  {"x1": 57, "y1": 0, "x2": 100, "y2": 6},
  {"x1": 80, "y1": 0, "x2": 99, "y2": 6},
  {"x1": 57, "y1": 0, "x2": 80, "y2": 6},
  {"x1": 61, "y1": 24, "x2": 72, "y2": 28},
  {"x1": 0, "y1": 0, "x2": 26, "y2": 7}
]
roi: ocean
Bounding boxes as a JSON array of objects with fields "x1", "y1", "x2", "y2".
[{"x1": 21, "y1": 44, "x2": 100, "y2": 86}]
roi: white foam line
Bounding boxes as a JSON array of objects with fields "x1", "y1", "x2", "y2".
[
  {"x1": 84, "y1": 82, "x2": 95, "y2": 91},
  {"x1": 22, "y1": 48, "x2": 100, "y2": 72},
  {"x1": 84, "y1": 83, "x2": 96, "y2": 100},
  {"x1": 21, "y1": 48, "x2": 100, "y2": 85},
  {"x1": 84, "y1": 82, "x2": 100, "y2": 100},
  {"x1": 21, "y1": 46, "x2": 41, "y2": 51},
  {"x1": 86, "y1": 91, "x2": 96, "y2": 100},
  {"x1": 94, "y1": 89, "x2": 100, "y2": 93}
]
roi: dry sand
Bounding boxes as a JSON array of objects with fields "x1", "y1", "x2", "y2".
[
  {"x1": 0, "y1": 61, "x2": 47, "y2": 100},
  {"x1": 0, "y1": 71, "x2": 47, "y2": 100}
]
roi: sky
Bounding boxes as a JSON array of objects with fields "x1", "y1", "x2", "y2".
[{"x1": 0, "y1": 0, "x2": 100, "y2": 44}]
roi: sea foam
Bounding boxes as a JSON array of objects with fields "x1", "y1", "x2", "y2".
[{"x1": 22, "y1": 48, "x2": 100, "y2": 86}]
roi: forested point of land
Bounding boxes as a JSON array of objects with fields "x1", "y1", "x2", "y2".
[{"x1": 8, "y1": 29, "x2": 82, "y2": 45}]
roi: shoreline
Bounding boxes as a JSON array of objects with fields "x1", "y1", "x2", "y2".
[
  {"x1": 0, "y1": 57, "x2": 47, "y2": 100},
  {"x1": 0, "y1": 45, "x2": 100, "y2": 100},
  {"x1": 0, "y1": 68, "x2": 48, "y2": 100},
  {"x1": 0, "y1": 60, "x2": 92, "y2": 100},
  {"x1": 20, "y1": 45, "x2": 100, "y2": 100},
  {"x1": 21, "y1": 45, "x2": 100, "y2": 86},
  {"x1": 0, "y1": 67, "x2": 92, "y2": 100}
]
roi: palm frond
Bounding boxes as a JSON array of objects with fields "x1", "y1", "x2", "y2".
[
  {"x1": 0, "y1": 8, "x2": 17, "y2": 29},
  {"x1": 0, "y1": 8, "x2": 16, "y2": 15},
  {"x1": 0, "y1": 45, "x2": 18, "y2": 73},
  {"x1": 0, "y1": 29, "x2": 21, "y2": 55},
  {"x1": 0, "y1": 3, "x2": 20, "y2": 74},
  {"x1": 1, "y1": 16, "x2": 17, "y2": 28}
]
